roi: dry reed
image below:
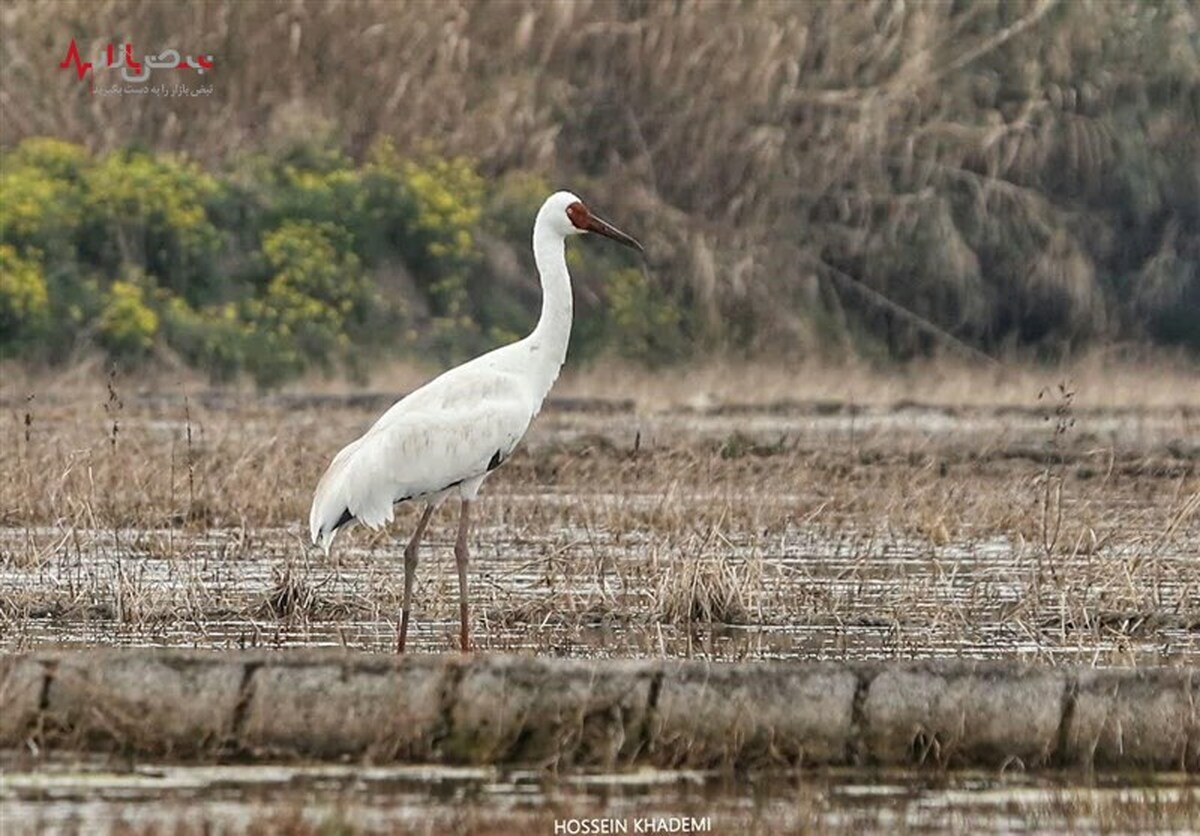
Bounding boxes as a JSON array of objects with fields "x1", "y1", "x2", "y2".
[{"x1": 0, "y1": 360, "x2": 1195, "y2": 664}]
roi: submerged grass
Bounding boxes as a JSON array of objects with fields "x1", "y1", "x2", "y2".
[{"x1": 0, "y1": 361, "x2": 1196, "y2": 662}]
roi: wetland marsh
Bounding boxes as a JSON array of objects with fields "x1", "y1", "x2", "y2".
[{"x1": 2, "y1": 363, "x2": 1198, "y2": 833}]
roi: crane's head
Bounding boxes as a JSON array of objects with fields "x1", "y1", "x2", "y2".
[{"x1": 540, "y1": 191, "x2": 643, "y2": 252}]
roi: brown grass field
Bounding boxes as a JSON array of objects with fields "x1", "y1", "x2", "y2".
[
  {"x1": 1, "y1": 357, "x2": 1197, "y2": 665},
  {"x1": 2, "y1": 357, "x2": 1200, "y2": 833}
]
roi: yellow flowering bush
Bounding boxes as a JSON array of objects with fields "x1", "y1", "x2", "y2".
[
  {"x1": 161, "y1": 296, "x2": 255, "y2": 382},
  {"x1": 0, "y1": 135, "x2": 694, "y2": 380},
  {"x1": 402, "y1": 156, "x2": 483, "y2": 263},
  {"x1": 274, "y1": 166, "x2": 365, "y2": 230},
  {"x1": 8, "y1": 138, "x2": 90, "y2": 181},
  {"x1": 246, "y1": 220, "x2": 373, "y2": 384},
  {"x1": 0, "y1": 245, "x2": 50, "y2": 346},
  {"x1": 484, "y1": 171, "x2": 551, "y2": 241},
  {"x1": 0, "y1": 157, "x2": 82, "y2": 254},
  {"x1": 98, "y1": 279, "x2": 159, "y2": 357},
  {"x1": 82, "y1": 151, "x2": 221, "y2": 301},
  {"x1": 396, "y1": 155, "x2": 484, "y2": 314},
  {"x1": 260, "y1": 221, "x2": 367, "y2": 314}
]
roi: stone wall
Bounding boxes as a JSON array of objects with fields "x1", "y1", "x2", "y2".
[{"x1": 2, "y1": 650, "x2": 1195, "y2": 770}]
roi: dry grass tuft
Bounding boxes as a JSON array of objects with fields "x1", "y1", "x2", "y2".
[
  {"x1": 651, "y1": 518, "x2": 761, "y2": 625},
  {"x1": 654, "y1": 556, "x2": 754, "y2": 626}
]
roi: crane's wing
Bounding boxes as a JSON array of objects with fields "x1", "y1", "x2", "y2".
[{"x1": 309, "y1": 371, "x2": 531, "y2": 550}]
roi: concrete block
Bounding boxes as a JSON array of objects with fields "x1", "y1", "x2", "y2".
[
  {"x1": 863, "y1": 662, "x2": 1065, "y2": 767},
  {"x1": 241, "y1": 654, "x2": 452, "y2": 760},
  {"x1": 1064, "y1": 668, "x2": 1198, "y2": 770},
  {"x1": 45, "y1": 650, "x2": 245, "y2": 755},
  {"x1": 649, "y1": 661, "x2": 858, "y2": 767},
  {"x1": 0, "y1": 655, "x2": 46, "y2": 746},
  {"x1": 445, "y1": 656, "x2": 655, "y2": 767}
]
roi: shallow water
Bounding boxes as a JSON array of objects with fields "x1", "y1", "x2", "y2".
[
  {"x1": 2, "y1": 400, "x2": 1197, "y2": 832},
  {"x1": 3, "y1": 396, "x2": 1195, "y2": 664},
  {"x1": 2, "y1": 515, "x2": 1196, "y2": 665},
  {"x1": 3, "y1": 757, "x2": 1199, "y2": 835}
]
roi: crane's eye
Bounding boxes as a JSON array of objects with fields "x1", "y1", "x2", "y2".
[{"x1": 566, "y1": 201, "x2": 590, "y2": 230}]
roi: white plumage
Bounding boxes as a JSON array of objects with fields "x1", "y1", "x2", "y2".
[
  {"x1": 307, "y1": 190, "x2": 642, "y2": 651},
  {"x1": 309, "y1": 364, "x2": 531, "y2": 543}
]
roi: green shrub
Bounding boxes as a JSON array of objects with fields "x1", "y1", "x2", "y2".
[
  {"x1": 98, "y1": 278, "x2": 159, "y2": 358},
  {"x1": 8, "y1": 137, "x2": 91, "y2": 181},
  {"x1": 2, "y1": 137, "x2": 671, "y2": 378},
  {"x1": 603, "y1": 267, "x2": 688, "y2": 365},
  {"x1": 395, "y1": 154, "x2": 484, "y2": 308},
  {"x1": 401, "y1": 155, "x2": 484, "y2": 265},
  {"x1": 0, "y1": 245, "x2": 50, "y2": 351},
  {"x1": 245, "y1": 220, "x2": 375, "y2": 384},
  {"x1": 160, "y1": 297, "x2": 250, "y2": 383},
  {"x1": 0, "y1": 153, "x2": 83, "y2": 257},
  {"x1": 377, "y1": 152, "x2": 489, "y2": 362},
  {"x1": 276, "y1": 167, "x2": 363, "y2": 229},
  {"x1": 260, "y1": 220, "x2": 368, "y2": 315},
  {"x1": 484, "y1": 171, "x2": 551, "y2": 241},
  {"x1": 81, "y1": 151, "x2": 222, "y2": 303}
]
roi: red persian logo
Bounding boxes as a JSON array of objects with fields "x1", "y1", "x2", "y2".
[{"x1": 59, "y1": 38, "x2": 214, "y2": 95}]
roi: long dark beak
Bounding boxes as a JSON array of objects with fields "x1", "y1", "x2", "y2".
[{"x1": 586, "y1": 214, "x2": 644, "y2": 253}]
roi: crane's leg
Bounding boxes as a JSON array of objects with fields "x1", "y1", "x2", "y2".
[
  {"x1": 398, "y1": 504, "x2": 436, "y2": 653},
  {"x1": 455, "y1": 499, "x2": 472, "y2": 652}
]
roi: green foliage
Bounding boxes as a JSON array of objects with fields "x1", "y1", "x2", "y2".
[
  {"x1": 602, "y1": 268, "x2": 689, "y2": 365},
  {"x1": 8, "y1": 137, "x2": 91, "y2": 181},
  {"x1": 81, "y1": 151, "x2": 222, "y2": 304},
  {"x1": 484, "y1": 172, "x2": 552, "y2": 241},
  {"x1": 0, "y1": 134, "x2": 704, "y2": 377},
  {"x1": 98, "y1": 278, "x2": 159, "y2": 357},
  {"x1": 245, "y1": 220, "x2": 373, "y2": 384},
  {"x1": 276, "y1": 166, "x2": 364, "y2": 228},
  {"x1": 395, "y1": 155, "x2": 486, "y2": 336},
  {"x1": 0, "y1": 245, "x2": 49, "y2": 350},
  {"x1": 356, "y1": 150, "x2": 493, "y2": 363},
  {"x1": 401, "y1": 155, "x2": 484, "y2": 267},
  {"x1": 261, "y1": 220, "x2": 362, "y2": 307},
  {"x1": 160, "y1": 297, "x2": 249, "y2": 382},
  {"x1": 0, "y1": 154, "x2": 83, "y2": 257}
]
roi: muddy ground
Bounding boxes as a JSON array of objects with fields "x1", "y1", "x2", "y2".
[
  {"x1": 1, "y1": 390, "x2": 1196, "y2": 663},
  {"x1": 1, "y1": 378, "x2": 1198, "y2": 833}
]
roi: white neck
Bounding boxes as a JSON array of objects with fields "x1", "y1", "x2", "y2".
[{"x1": 524, "y1": 218, "x2": 573, "y2": 401}]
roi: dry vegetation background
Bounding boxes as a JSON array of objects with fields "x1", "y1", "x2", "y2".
[
  {"x1": 1, "y1": 0, "x2": 1198, "y2": 370},
  {"x1": 0, "y1": 0, "x2": 1198, "y2": 668}
]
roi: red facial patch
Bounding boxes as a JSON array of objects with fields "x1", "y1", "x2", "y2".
[{"x1": 566, "y1": 201, "x2": 591, "y2": 230}]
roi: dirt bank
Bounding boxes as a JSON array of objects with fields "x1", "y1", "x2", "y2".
[{"x1": 2, "y1": 650, "x2": 1195, "y2": 771}]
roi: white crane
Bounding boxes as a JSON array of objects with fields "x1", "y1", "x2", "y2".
[{"x1": 309, "y1": 191, "x2": 642, "y2": 652}]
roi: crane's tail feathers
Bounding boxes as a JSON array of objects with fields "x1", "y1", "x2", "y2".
[
  {"x1": 311, "y1": 527, "x2": 335, "y2": 556},
  {"x1": 310, "y1": 506, "x2": 355, "y2": 556},
  {"x1": 309, "y1": 494, "x2": 343, "y2": 554},
  {"x1": 309, "y1": 437, "x2": 366, "y2": 556}
]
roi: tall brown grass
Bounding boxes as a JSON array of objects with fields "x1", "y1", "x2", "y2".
[
  {"x1": 1, "y1": 0, "x2": 1197, "y2": 358},
  {"x1": 0, "y1": 361, "x2": 1196, "y2": 665}
]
